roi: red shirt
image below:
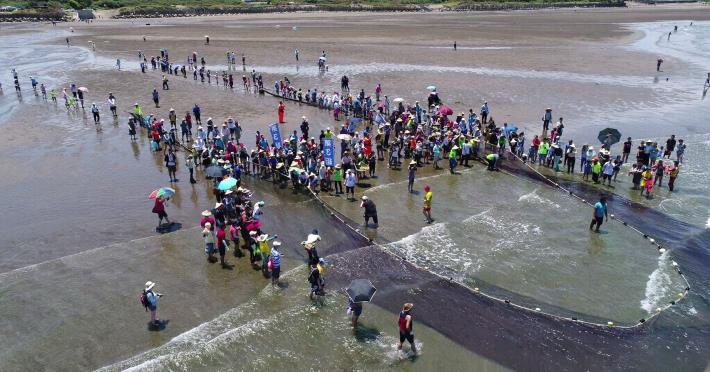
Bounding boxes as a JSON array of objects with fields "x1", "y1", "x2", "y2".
[
  {"x1": 153, "y1": 198, "x2": 165, "y2": 213},
  {"x1": 216, "y1": 229, "x2": 226, "y2": 247},
  {"x1": 200, "y1": 216, "x2": 215, "y2": 230}
]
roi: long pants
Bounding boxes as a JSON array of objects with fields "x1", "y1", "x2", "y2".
[
  {"x1": 487, "y1": 158, "x2": 496, "y2": 170},
  {"x1": 654, "y1": 174, "x2": 663, "y2": 186},
  {"x1": 92, "y1": 112, "x2": 99, "y2": 123},
  {"x1": 365, "y1": 214, "x2": 378, "y2": 225},
  {"x1": 333, "y1": 181, "x2": 342, "y2": 194},
  {"x1": 278, "y1": 111, "x2": 284, "y2": 123},
  {"x1": 668, "y1": 176, "x2": 676, "y2": 191},
  {"x1": 566, "y1": 158, "x2": 575, "y2": 173}
]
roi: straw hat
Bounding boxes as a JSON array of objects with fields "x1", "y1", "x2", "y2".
[
  {"x1": 361, "y1": 195, "x2": 369, "y2": 200},
  {"x1": 145, "y1": 281, "x2": 155, "y2": 291},
  {"x1": 272, "y1": 241, "x2": 282, "y2": 247},
  {"x1": 201, "y1": 210, "x2": 212, "y2": 217},
  {"x1": 224, "y1": 190, "x2": 233, "y2": 195},
  {"x1": 214, "y1": 202, "x2": 223, "y2": 208}
]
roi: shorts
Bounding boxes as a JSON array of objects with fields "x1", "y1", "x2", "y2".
[
  {"x1": 593, "y1": 216, "x2": 603, "y2": 226},
  {"x1": 218, "y1": 243, "x2": 226, "y2": 257},
  {"x1": 205, "y1": 242, "x2": 215, "y2": 254},
  {"x1": 423, "y1": 207, "x2": 431, "y2": 212},
  {"x1": 602, "y1": 174, "x2": 611, "y2": 180},
  {"x1": 156, "y1": 211, "x2": 167, "y2": 219},
  {"x1": 346, "y1": 186, "x2": 354, "y2": 193},
  {"x1": 399, "y1": 331, "x2": 414, "y2": 344},
  {"x1": 351, "y1": 306, "x2": 362, "y2": 317},
  {"x1": 167, "y1": 165, "x2": 176, "y2": 172},
  {"x1": 272, "y1": 266, "x2": 280, "y2": 279}
]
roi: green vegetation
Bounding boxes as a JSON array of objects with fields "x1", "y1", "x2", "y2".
[{"x1": 0, "y1": 0, "x2": 626, "y2": 20}]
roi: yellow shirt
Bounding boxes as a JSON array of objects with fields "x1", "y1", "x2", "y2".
[
  {"x1": 259, "y1": 241, "x2": 270, "y2": 256},
  {"x1": 424, "y1": 191, "x2": 433, "y2": 209}
]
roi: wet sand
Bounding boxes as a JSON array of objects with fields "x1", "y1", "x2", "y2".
[{"x1": 1, "y1": 6, "x2": 709, "y2": 371}]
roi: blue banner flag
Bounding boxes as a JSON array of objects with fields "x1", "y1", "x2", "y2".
[
  {"x1": 269, "y1": 123, "x2": 282, "y2": 149},
  {"x1": 323, "y1": 138, "x2": 335, "y2": 167}
]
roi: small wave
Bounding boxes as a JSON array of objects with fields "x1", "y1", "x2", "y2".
[
  {"x1": 385, "y1": 223, "x2": 476, "y2": 278},
  {"x1": 640, "y1": 251, "x2": 672, "y2": 314},
  {"x1": 365, "y1": 167, "x2": 472, "y2": 193},
  {"x1": 706, "y1": 216, "x2": 710, "y2": 229},
  {"x1": 424, "y1": 46, "x2": 513, "y2": 50},
  {"x1": 517, "y1": 188, "x2": 561, "y2": 209}
]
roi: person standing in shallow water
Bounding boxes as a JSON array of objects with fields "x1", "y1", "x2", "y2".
[
  {"x1": 152, "y1": 196, "x2": 170, "y2": 229},
  {"x1": 360, "y1": 195, "x2": 378, "y2": 227},
  {"x1": 423, "y1": 185, "x2": 433, "y2": 224},
  {"x1": 277, "y1": 101, "x2": 286, "y2": 124},
  {"x1": 152, "y1": 89, "x2": 160, "y2": 108},
  {"x1": 397, "y1": 303, "x2": 417, "y2": 354},
  {"x1": 142, "y1": 281, "x2": 163, "y2": 327},
  {"x1": 589, "y1": 196, "x2": 608, "y2": 233}
]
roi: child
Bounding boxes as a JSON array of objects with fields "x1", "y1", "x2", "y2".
[
  {"x1": 629, "y1": 163, "x2": 642, "y2": 190},
  {"x1": 643, "y1": 175, "x2": 654, "y2": 198},
  {"x1": 640, "y1": 167, "x2": 652, "y2": 195},
  {"x1": 583, "y1": 159, "x2": 592, "y2": 181}
]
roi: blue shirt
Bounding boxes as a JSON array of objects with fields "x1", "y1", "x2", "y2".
[
  {"x1": 270, "y1": 248, "x2": 281, "y2": 267},
  {"x1": 594, "y1": 202, "x2": 607, "y2": 218}
]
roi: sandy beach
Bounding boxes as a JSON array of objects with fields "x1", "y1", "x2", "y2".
[{"x1": 1, "y1": 6, "x2": 709, "y2": 371}]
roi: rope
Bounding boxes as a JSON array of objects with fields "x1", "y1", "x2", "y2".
[
  {"x1": 282, "y1": 150, "x2": 691, "y2": 330},
  {"x1": 132, "y1": 65, "x2": 689, "y2": 329}
]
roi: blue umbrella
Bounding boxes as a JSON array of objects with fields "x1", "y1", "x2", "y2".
[
  {"x1": 503, "y1": 124, "x2": 518, "y2": 135},
  {"x1": 218, "y1": 177, "x2": 237, "y2": 191}
]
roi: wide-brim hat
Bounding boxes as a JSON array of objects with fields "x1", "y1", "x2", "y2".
[
  {"x1": 201, "y1": 210, "x2": 212, "y2": 217},
  {"x1": 257, "y1": 234, "x2": 268, "y2": 242},
  {"x1": 145, "y1": 281, "x2": 155, "y2": 291}
]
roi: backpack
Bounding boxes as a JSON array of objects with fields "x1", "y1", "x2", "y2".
[{"x1": 139, "y1": 291, "x2": 149, "y2": 311}]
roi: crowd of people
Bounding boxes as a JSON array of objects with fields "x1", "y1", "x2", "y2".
[{"x1": 11, "y1": 41, "x2": 688, "y2": 352}]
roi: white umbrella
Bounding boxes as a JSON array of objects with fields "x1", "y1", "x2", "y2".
[
  {"x1": 337, "y1": 133, "x2": 352, "y2": 141},
  {"x1": 426, "y1": 85, "x2": 437, "y2": 91},
  {"x1": 392, "y1": 97, "x2": 404, "y2": 103}
]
